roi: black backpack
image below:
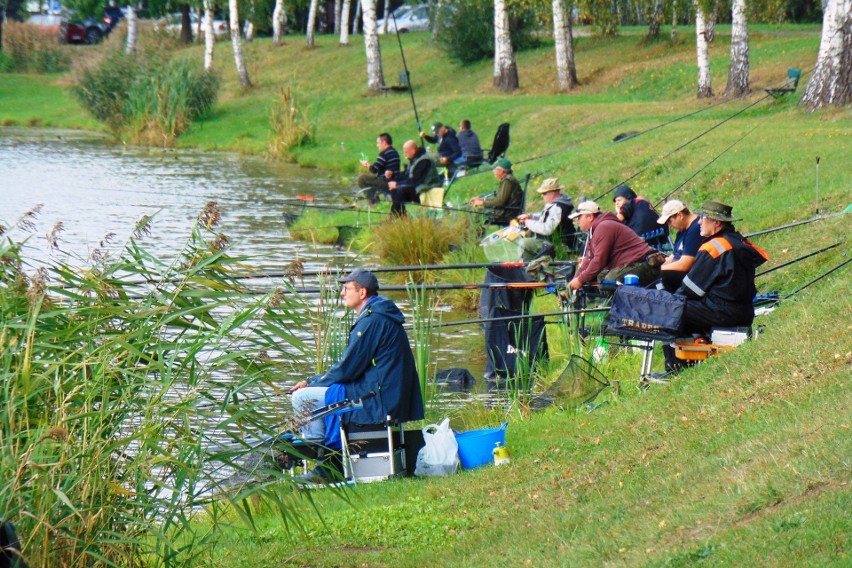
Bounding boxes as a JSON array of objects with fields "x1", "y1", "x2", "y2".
[{"x1": 0, "y1": 521, "x2": 27, "y2": 568}]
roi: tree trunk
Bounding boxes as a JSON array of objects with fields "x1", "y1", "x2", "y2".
[
  {"x1": 340, "y1": 0, "x2": 351, "y2": 44},
  {"x1": 229, "y1": 0, "x2": 252, "y2": 88},
  {"x1": 553, "y1": 0, "x2": 578, "y2": 91},
  {"x1": 648, "y1": 0, "x2": 662, "y2": 39},
  {"x1": 306, "y1": 0, "x2": 318, "y2": 47},
  {"x1": 705, "y1": 0, "x2": 717, "y2": 43},
  {"x1": 724, "y1": 0, "x2": 749, "y2": 97},
  {"x1": 671, "y1": 0, "x2": 677, "y2": 41},
  {"x1": 334, "y1": 0, "x2": 341, "y2": 34},
  {"x1": 272, "y1": 0, "x2": 286, "y2": 45},
  {"x1": 801, "y1": 0, "x2": 852, "y2": 110},
  {"x1": 203, "y1": 0, "x2": 215, "y2": 69},
  {"x1": 382, "y1": 0, "x2": 390, "y2": 34},
  {"x1": 180, "y1": 4, "x2": 193, "y2": 44},
  {"x1": 245, "y1": 20, "x2": 255, "y2": 41},
  {"x1": 125, "y1": 6, "x2": 138, "y2": 55},
  {"x1": 493, "y1": 0, "x2": 519, "y2": 91},
  {"x1": 354, "y1": 0, "x2": 361, "y2": 34},
  {"x1": 432, "y1": 0, "x2": 443, "y2": 41},
  {"x1": 361, "y1": 0, "x2": 385, "y2": 91},
  {"x1": 695, "y1": 4, "x2": 712, "y2": 98}
]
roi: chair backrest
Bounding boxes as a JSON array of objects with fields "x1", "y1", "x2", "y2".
[
  {"x1": 786, "y1": 67, "x2": 801, "y2": 89},
  {"x1": 487, "y1": 123, "x2": 510, "y2": 164},
  {"x1": 398, "y1": 69, "x2": 410, "y2": 87}
]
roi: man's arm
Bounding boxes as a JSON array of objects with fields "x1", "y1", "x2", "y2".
[
  {"x1": 483, "y1": 178, "x2": 512, "y2": 208},
  {"x1": 311, "y1": 322, "x2": 377, "y2": 387},
  {"x1": 523, "y1": 204, "x2": 560, "y2": 236}
]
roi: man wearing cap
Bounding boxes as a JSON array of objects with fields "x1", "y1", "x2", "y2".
[
  {"x1": 388, "y1": 139, "x2": 443, "y2": 216},
  {"x1": 470, "y1": 157, "x2": 524, "y2": 226},
  {"x1": 613, "y1": 184, "x2": 667, "y2": 247},
  {"x1": 289, "y1": 269, "x2": 424, "y2": 482},
  {"x1": 567, "y1": 200, "x2": 664, "y2": 291},
  {"x1": 420, "y1": 122, "x2": 462, "y2": 170},
  {"x1": 357, "y1": 133, "x2": 401, "y2": 203},
  {"x1": 657, "y1": 200, "x2": 703, "y2": 292},
  {"x1": 516, "y1": 178, "x2": 577, "y2": 250}
]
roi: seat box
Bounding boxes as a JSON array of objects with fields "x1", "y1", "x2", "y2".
[
  {"x1": 349, "y1": 449, "x2": 405, "y2": 483},
  {"x1": 711, "y1": 328, "x2": 749, "y2": 347}
]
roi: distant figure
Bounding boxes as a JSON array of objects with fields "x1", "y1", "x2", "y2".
[
  {"x1": 456, "y1": 119, "x2": 484, "y2": 168},
  {"x1": 516, "y1": 177, "x2": 577, "y2": 251},
  {"x1": 656, "y1": 200, "x2": 704, "y2": 292},
  {"x1": 420, "y1": 122, "x2": 462, "y2": 171},
  {"x1": 567, "y1": 200, "x2": 663, "y2": 290},
  {"x1": 613, "y1": 185, "x2": 667, "y2": 247},
  {"x1": 356, "y1": 133, "x2": 400, "y2": 203},
  {"x1": 388, "y1": 140, "x2": 442, "y2": 216},
  {"x1": 470, "y1": 157, "x2": 524, "y2": 226}
]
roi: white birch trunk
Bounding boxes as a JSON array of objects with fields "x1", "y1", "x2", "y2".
[
  {"x1": 361, "y1": 0, "x2": 385, "y2": 91},
  {"x1": 203, "y1": 0, "x2": 215, "y2": 70},
  {"x1": 382, "y1": 0, "x2": 390, "y2": 34},
  {"x1": 353, "y1": 1, "x2": 361, "y2": 34},
  {"x1": 493, "y1": 0, "x2": 519, "y2": 91},
  {"x1": 801, "y1": 0, "x2": 852, "y2": 110},
  {"x1": 306, "y1": 0, "x2": 318, "y2": 47},
  {"x1": 125, "y1": 6, "x2": 138, "y2": 55},
  {"x1": 705, "y1": 0, "x2": 717, "y2": 43},
  {"x1": 671, "y1": 0, "x2": 677, "y2": 41},
  {"x1": 334, "y1": 0, "x2": 341, "y2": 34},
  {"x1": 724, "y1": 0, "x2": 749, "y2": 97},
  {"x1": 340, "y1": 0, "x2": 351, "y2": 45},
  {"x1": 229, "y1": 0, "x2": 252, "y2": 88},
  {"x1": 272, "y1": 0, "x2": 286, "y2": 45},
  {"x1": 695, "y1": 4, "x2": 712, "y2": 98},
  {"x1": 245, "y1": 20, "x2": 255, "y2": 42},
  {"x1": 553, "y1": 0, "x2": 577, "y2": 91}
]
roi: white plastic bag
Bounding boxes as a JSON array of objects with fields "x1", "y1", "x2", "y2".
[{"x1": 414, "y1": 418, "x2": 460, "y2": 477}]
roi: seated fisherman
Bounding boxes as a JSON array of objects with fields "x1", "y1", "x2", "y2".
[
  {"x1": 470, "y1": 157, "x2": 524, "y2": 226},
  {"x1": 656, "y1": 199, "x2": 704, "y2": 292},
  {"x1": 567, "y1": 200, "x2": 664, "y2": 291},
  {"x1": 388, "y1": 140, "x2": 443, "y2": 216},
  {"x1": 289, "y1": 269, "x2": 424, "y2": 483},
  {"x1": 456, "y1": 119, "x2": 484, "y2": 168},
  {"x1": 356, "y1": 132, "x2": 400, "y2": 203},
  {"x1": 420, "y1": 122, "x2": 462, "y2": 172},
  {"x1": 662, "y1": 200, "x2": 769, "y2": 373},
  {"x1": 613, "y1": 184, "x2": 667, "y2": 248},
  {"x1": 515, "y1": 177, "x2": 577, "y2": 251}
]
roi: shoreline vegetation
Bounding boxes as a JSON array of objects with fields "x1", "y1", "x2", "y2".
[{"x1": 1, "y1": 23, "x2": 850, "y2": 567}]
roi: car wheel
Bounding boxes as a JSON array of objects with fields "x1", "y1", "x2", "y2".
[{"x1": 85, "y1": 27, "x2": 103, "y2": 44}]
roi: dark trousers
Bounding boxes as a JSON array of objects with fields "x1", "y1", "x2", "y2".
[
  {"x1": 390, "y1": 186, "x2": 419, "y2": 216},
  {"x1": 357, "y1": 174, "x2": 390, "y2": 201}
]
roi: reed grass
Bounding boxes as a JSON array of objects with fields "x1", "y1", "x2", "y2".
[
  {"x1": 267, "y1": 86, "x2": 316, "y2": 160},
  {"x1": 0, "y1": 21, "x2": 71, "y2": 73}
]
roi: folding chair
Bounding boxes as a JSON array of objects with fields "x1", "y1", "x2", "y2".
[{"x1": 765, "y1": 68, "x2": 802, "y2": 99}]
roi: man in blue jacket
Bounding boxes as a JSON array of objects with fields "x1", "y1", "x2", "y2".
[{"x1": 289, "y1": 269, "x2": 424, "y2": 483}]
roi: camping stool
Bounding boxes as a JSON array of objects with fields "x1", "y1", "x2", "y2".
[{"x1": 340, "y1": 415, "x2": 407, "y2": 484}]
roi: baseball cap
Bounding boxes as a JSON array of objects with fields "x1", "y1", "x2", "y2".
[
  {"x1": 338, "y1": 268, "x2": 379, "y2": 292},
  {"x1": 657, "y1": 199, "x2": 687, "y2": 224},
  {"x1": 568, "y1": 200, "x2": 601, "y2": 220}
]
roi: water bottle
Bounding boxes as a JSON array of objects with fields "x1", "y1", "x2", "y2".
[{"x1": 493, "y1": 442, "x2": 511, "y2": 466}]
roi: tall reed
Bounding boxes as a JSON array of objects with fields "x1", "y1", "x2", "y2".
[
  {"x1": 0, "y1": 203, "x2": 330, "y2": 567},
  {"x1": 268, "y1": 86, "x2": 316, "y2": 161},
  {"x1": 407, "y1": 281, "x2": 439, "y2": 408}
]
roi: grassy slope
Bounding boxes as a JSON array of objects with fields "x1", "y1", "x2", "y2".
[{"x1": 1, "y1": 26, "x2": 850, "y2": 567}]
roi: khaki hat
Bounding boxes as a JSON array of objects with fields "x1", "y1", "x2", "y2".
[
  {"x1": 698, "y1": 200, "x2": 740, "y2": 222},
  {"x1": 568, "y1": 200, "x2": 601, "y2": 220},
  {"x1": 657, "y1": 199, "x2": 687, "y2": 224},
  {"x1": 536, "y1": 178, "x2": 564, "y2": 194}
]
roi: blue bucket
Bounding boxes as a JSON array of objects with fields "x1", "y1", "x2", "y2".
[{"x1": 454, "y1": 422, "x2": 508, "y2": 469}]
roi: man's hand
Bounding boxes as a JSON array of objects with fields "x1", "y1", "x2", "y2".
[
  {"x1": 517, "y1": 213, "x2": 530, "y2": 221},
  {"x1": 419, "y1": 131, "x2": 427, "y2": 139},
  {"x1": 384, "y1": 170, "x2": 394, "y2": 180},
  {"x1": 389, "y1": 181, "x2": 398, "y2": 191},
  {"x1": 568, "y1": 277, "x2": 583, "y2": 291},
  {"x1": 289, "y1": 379, "x2": 308, "y2": 394},
  {"x1": 470, "y1": 197, "x2": 484, "y2": 206},
  {"x1": 360, "y1": 160, "x2": 370, "y2": 168}
]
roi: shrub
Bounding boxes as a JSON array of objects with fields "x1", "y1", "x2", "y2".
[
  {"x1": 371, "y1": 214, "x2": 473, "y2": 269},
  {"x1": 435, "y1": 0, "x2": 540, "y2": 65},
  {"x1": 1, "y1": 21, "x2": 71, "y2": 73},
  {"x1": 268, "y1": 86, "x2": 316, "y2": 160}
]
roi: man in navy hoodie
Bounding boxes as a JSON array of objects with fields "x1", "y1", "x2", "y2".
[{"x1": 290, "y1": 269, "x2": 424, "y2": 483}]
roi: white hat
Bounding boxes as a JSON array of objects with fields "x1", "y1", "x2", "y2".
[
  {"x1": 568, "y1": 201, "x2": 601, "y2": 220},
  {"x1": 657, "y1": 199, "x2": 687, "y2": 224}
]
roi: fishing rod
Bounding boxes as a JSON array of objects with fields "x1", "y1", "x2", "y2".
[
  {"x1": 280, "y1": 281, "x2": 569, "y2": 295},
  {"x1": 755, "y1": 242, "x2": 842, "y2": 278},
  {"x1": 421, "y1": 306, "x2": 611, "y2": 330},
  {"x1": 612, "y1": 97, "x2": 735, "y2": 144},
  {"x1": 391, "y1": 9, "x2": 423, "y2": 144},
  {"x1": 593, "y1": 95, "x2": 772, "y2": 202},
  {"x1": 780, "y1": 257, "x2": 850, "y2": 300},
  {"x1": 270, "y1": 259, "x2": 576, "y2": 279},
  {"x1": 744, "y1": 211, "x2": 845, "y2": 239},
  {"x1": 655, "y1": 123, "x2": 760, "y2": 207}
]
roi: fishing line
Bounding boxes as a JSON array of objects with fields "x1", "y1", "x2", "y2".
[
  {"x1": 779, "y1": 256, "x2": 851, "y2": 300},
  {"x1": 612, "y1": 97, "x2": 736, "y2": 144},
  {"x1": 744, "y1": 211, "x2": 845, "y2": 239},
  {"x1": 755, "y1": 242, "x2": 842, "y2": 278},
  {"x1": 391, "y1": 9, "x2": 423, "y2": 143},
  {"x1": 593, "y1": 95, "x2": 773, "y2": 202}
]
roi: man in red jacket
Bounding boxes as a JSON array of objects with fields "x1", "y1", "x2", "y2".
[{"x1": 567, "y1": 201, "x2": 664, "y2": 291}]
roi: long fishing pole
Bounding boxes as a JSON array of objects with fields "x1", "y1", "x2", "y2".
[
  {"x1": 755, "y1": 242, "x2": 842, "y2": 278},
  {"x1": 391, "y1": 10, "x2": 423, "y2": 144},
  {"x1": 280, "y1": 281, "x2": 569, "y2": 295},
  {"x1": 612, "y1": 97, "x2": 735, "y2": 144},
  {"x1": 744, "y1": 210, "x2": 845, "y2": 239},
  {"x1": 276, "y1": 260, "x2": 575, "y2": 279},
  {"x1": 779, "y1": 257, "x2": 851, "y2": 300},
  {"x1": 420, "y1": 306, "x2": 611, "y2": 330},
  {"x1": 593, "y1": 95, "x2": 772, "y2": 202}
]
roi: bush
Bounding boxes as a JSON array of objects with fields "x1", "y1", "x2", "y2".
[
  {"x1": 372, "y1": 214, "x2": 474, "y2": 269},
  {"x1": 1, "y1": 21, "x2": 71, "y2": 73},
  {"x1": 435, "y1": 0, "x2": 540, "y2": 65},
  {"x1": 268, "y1": 86, "x2": 316, "y2": 160},
  {"x1": 74, "y1": 49, "x2": 219, "y2": 145}
]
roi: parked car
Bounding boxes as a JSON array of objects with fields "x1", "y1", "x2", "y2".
[
  {"x1": 378, "y1": 3, "x2": 429, "y2": 34},
  {"x1": 25, "y1": 12, "x2": 107, "y2": 44},
  {"x1": 157, "y1": 12, "x2": 229, "y2": 39}
]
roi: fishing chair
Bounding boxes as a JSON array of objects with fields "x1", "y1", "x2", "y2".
[
  {"x1": 339, "y1": 416, "x2": 408, "y2": 483},
  {"x1": 485, "y1": 123, "x2": 510, "y2": 164},
  {"x1": 380, "y1": 70, "x2": 411, "y2": 94},
  {"x1": 485, "y1": 173, "x2": 531, "y2": 226},
  {"x1": 765, "y1": 68, "x2": 801, "y2": 99},
  {"x1": 641, "y1": 226, "x2": 673, "y2": 253}
]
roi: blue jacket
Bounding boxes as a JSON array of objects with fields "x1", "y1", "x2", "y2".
[{"x1": 309, "y1": 296, "x2": 424, "y2": 425}]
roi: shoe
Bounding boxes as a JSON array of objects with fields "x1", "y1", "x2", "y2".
[{"x1": 294, "y1": 452, "x2": 345, "y2": 486}]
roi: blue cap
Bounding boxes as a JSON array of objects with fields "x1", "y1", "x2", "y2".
[{"x1": 339, "y1": 268, "x2": 379, "y2": 292}]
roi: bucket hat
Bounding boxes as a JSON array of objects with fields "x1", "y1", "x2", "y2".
[
  {"x1": 698, "y1": 200, "x2": 740, "y2": 222},
  {"x1": 536, "y1": 178, "x2": 564, "y2": 194}
]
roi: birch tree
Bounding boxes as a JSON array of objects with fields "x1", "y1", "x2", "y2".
[
  {"x1": 705, "y1": 0, "x2": 717, "y2": 42},
  {"x1": 354, "y1": 1, "x2": 361, "y2": 34},
  {"x1": 493, "y1": 0, "x2": 519, "y2": 91},
  {"x1": 382, "y1": 0, "x2": 390, "y2": 34},
  {"x1": 334, "y1": 0, "x2": 341, "y2": 34},
  {"x1": 553, "y1": 0, "x2": 578, "y2": 91},
  {"x1": 361, "y1": 0, "x2": 385, "y2": 91},
  {"x1": 125, "y1": 6, "x2": 138, "y2": 55},
  {"x1": 648, "y1": 0, "x2": 663, "y2": 39},
  {"x1": 723, "y1": 0, "x2": 749, "y2": 97},
  {"x1": 306, "y1": 0, "x2": 318, "y2": 47},
  {"x1": 229, "y1": 0, "x2": 252, "y2": 87},
  {"x1": 695, "y1": 3, "x2": 712, "y2": 98},
  {"x1": 801, "y1": 0, "x2": 852, "y2": 110},
  {"x1": 340, "y1": 0, "x2": 352, "y2": 45},
  {"x1": 272, "y1": 0, "x2": 287, "y2": 45},
  {"x1": 203, "y1": 0, "x2": 215, "y2": 70}
]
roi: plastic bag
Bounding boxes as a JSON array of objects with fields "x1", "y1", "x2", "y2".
[{"x1": 414, "y1": 418, "x2": 460, "y2": 477}]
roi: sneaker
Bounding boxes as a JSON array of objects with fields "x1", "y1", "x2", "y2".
[{"x1": 294, "y1": 453, "x2": 345, "y2": 486}]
